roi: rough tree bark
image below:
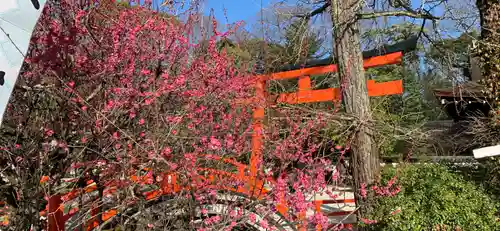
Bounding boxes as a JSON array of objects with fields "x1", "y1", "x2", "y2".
[
  {"x1": 329, "y1": 0, "x2": 380, "y2": 220},
  {"x1": 476, "y1": 0, "x2": 500, "y2": 114}
]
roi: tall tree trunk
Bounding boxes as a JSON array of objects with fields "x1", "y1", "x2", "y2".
[
  {"x1": 329, "y1": 0, "x2": 380, "y2": 220},
  {"x1": 476, "y1": 0, "x2": 500, "y2": 114}
]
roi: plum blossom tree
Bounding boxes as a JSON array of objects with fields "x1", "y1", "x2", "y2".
[{"x1": 0, "y1": 0, "x2": 349, "y2": 230}]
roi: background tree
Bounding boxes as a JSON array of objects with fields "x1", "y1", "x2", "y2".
[
  {"x1": 283, "y1": 0, "x2": 443, "y2": 221},
  {"x1": 281, "y1": 18, "x2": 325, "y2": 65}
]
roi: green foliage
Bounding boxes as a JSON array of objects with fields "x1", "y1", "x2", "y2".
[
  {"x1": 368, "y1": 65, "x2": 431, "y2": 157},
  {"x1": 388, "y1": 0, "x2": 411, "y2": 8},
  {"x1": 370, "y1": 70, "x2": 424, "y2": 156},
  {"x1": 428, "y1": 31, "x2": 479, "y2": 67},
  {"x1": 100, "y1": 1, "x2": 179, "y2": 25},
  {"x1": 362, "y1": 22, "x2": 425, "y2": 51},
  {"x1": 367, "y1": 164, "x2": 499, "y2": 231},
  {"x1": 218, "y1": 19, "x2": 323, "y2": 74},
  {"x1": 480, "y1": 158, "x2": 500, "y2": 207},
  {"x1": 282, "y1": 19, "x2": 324, "y2": 64},
  {"x1": 217, "y1": 19, "x2": 324, "y2": 95},
  {"x1": 217, "y1": 38, "x2": 288, "y2": 72},
  {"x1": 362, "y1": 22, "x2": 450, "y2": 158}
]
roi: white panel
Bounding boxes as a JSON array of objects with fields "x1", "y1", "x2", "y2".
[
  {"x1": 473, "y1": 145, "x2": 500, "y2": 159},
  {"x1": 0, "y1": 0, "x2": 47, "y2": 124}
]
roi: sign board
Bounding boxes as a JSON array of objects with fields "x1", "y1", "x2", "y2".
[
  {"x1": 0, "y1": 0, "x2": 46, "y2": 124},
  {"x1": 473, "y1": 144, "x2": 500, "y2": 159}
]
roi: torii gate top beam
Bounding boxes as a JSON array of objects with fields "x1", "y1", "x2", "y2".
[{"x1": 247, "y1": 36, "x2": 418, "y2": 182}]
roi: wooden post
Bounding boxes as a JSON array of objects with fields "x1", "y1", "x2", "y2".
[
  {"x1": 315, "y1": 200, "x2": 323, "y2": 231},
  {"x1": 48, "y1": 195, "x2": 64, "y2": 231},
  {"x1": 249, "y1": 78, "x2": 265, "y2": 188},
  {"x1": 297, "y1": 210, "x2": 307, "y2": 231}
]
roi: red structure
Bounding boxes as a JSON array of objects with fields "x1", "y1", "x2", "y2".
[{"x1": 35, "y1": 38, "x2": 415, "y2": 231}]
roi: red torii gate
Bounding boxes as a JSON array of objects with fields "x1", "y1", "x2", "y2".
[{"x1": 37, "y1": 37, "x2": 415, "y2": 231}]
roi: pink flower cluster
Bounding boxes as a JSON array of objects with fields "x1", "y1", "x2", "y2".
[
  {"x1": 371, "y1": 176, "x2": 401, "y2": 197},
  {"x1": 4, "y1": 1, "x2": 354, "y2": 230}
]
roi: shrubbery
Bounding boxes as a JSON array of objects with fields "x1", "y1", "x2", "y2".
[{"x1": 366, "y1": 164, "x2": 499, "y2": 231}]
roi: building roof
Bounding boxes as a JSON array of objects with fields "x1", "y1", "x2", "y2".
[
  {"x1": 433, "y1": 81, "x2": 487, "y2": 99},
  {"x1": 278, "y1": 35, "x2": 418, "y2": 72}
]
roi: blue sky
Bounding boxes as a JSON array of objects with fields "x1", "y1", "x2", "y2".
[
  {"x1": 147, "y1": 0, "x2": 479, "y2": 42},
  {"x1": 203, "y1": 0, "x2": 272, "y2": 24},
  {"x1": 151, "y1": 0, "x2": 275, "y2": 28},
  {"x1": 0, "y1": 0, "x2": 480, "y2": 123},
  {"x1": 150, "y1": 0, "x2": 269, "y2": 20}
]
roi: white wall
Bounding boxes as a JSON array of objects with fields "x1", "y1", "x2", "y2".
[{"x1": 0, "y1": 0, "x2": 47, "y2": 124}]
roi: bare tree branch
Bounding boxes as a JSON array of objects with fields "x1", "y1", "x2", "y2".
[
  {"x1": 295, "y1": 1, "x2": 440, "y2": 21},
  {"x1": 296, "y1": 2, "x2": 331, "y2": 19},
  {"x1": 358, "y1": 10, "x2": 440, "y2": 20},
  {"x1": 389, "y1": 0, "x2": 442, "y2": 20}
]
